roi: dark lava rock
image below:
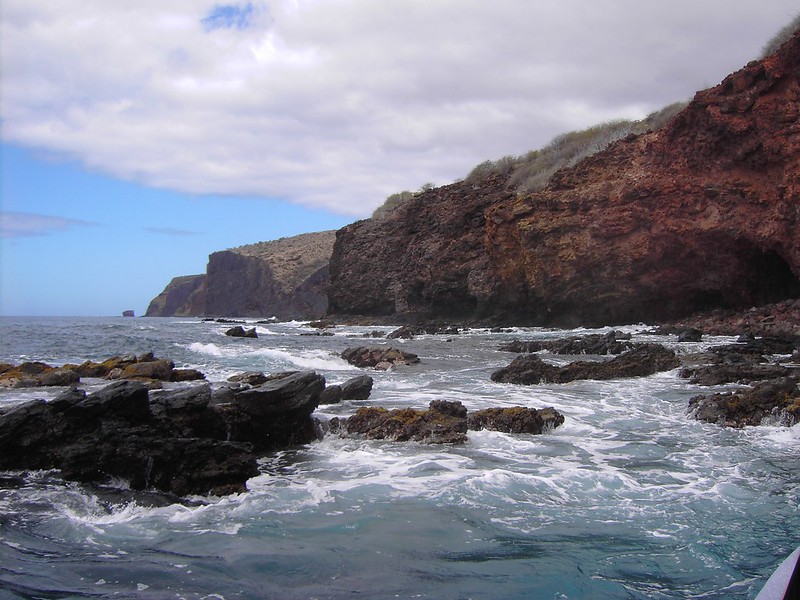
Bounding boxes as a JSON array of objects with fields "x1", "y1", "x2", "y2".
[
  {"x1": 688, "y1": 377, "x2": 800, "y2": 427},
  {"x1": 680, "y1": 363, "x2": 795, "y2": 386},
  {"x1": 499, "y1": 331, "x2": 635, "y2": 355},
  {"x1": 318, "y1": 385, "x2": 343, "y2": 405},
  {"x1": 677, "y1": 328, "x2": 703, "y2": 342},
  {"x1": 329, "y1": 400, "x2": 565, "y2": 443},
  {"x1": 225, "y1": 326, "x2": 258, "y2": 338},
  {"x1": 492, "y1": 344, "x2": 679, "y2": 384},
  {"x1": 341, "y1": 346, "x2": 420, "y2": 370},
  {"x1": 387, "y1": 326, "x2": 414, "y2": 339},
  {"x1": 468, "y1": 406, "x2": 565, "y2": 434},
  {"x1": 0, "y1": 371, "x2": 329, "y2": 496},
  {"x1": 334, "y1": 400, "x2": 468, "y2": 444},
  {"x1": 340, "y1": 375, "x2": 374, "y2": 400}
]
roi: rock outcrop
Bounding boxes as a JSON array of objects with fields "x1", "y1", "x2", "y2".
[
  {"x1": 329, "y1": 400, "x2": 565, "y2": 443},
  {"x1": 328, "y1": 31, "x2": 800, "y2": 326},
  {"x1": 340, "y1": 346, "x2": 421, "y2": 370},
  {"x1": 491, "y1": 344, "x2": 679, "y2": 385},
  {"x1": 146, "y1": 231, "x2": 336, "y2": 320},
  {"x1": 688, "y1": 377, "x2": 800, "y2": 427},
  {"x1": 145, "y1": 274, "x2": 206, "y2": 317},
  {"x1": 0, "y1": 371, "x2": 326, "y2": 496}
]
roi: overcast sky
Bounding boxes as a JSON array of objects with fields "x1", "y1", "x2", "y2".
[{"x1": 1, "y1": 1, "x2": 798, "y2": 316}]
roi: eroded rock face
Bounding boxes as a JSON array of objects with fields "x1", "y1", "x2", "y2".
[
  {"x1": 145, "y1": 274, "x2": 206, "y2": 317},
  {"x1": 484, "y1": 33, "x2": 800, "y2": 326},
  {"x1": 146, "y1": 231, "x2": 336, "y2": 320},
  {"x1": 328, "y1": 32, "x2": 800, "y2": 326}
]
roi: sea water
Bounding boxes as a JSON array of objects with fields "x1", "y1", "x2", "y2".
[{"x1": 0, "y1": 316, "x2": 797, "y2": 599}]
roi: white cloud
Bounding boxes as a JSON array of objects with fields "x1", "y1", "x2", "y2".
[
  {"x1": 0, "y1": 211, "x2": 95, "y2": 238},
  {"x1": 1, "y1": 0, "x2": 797, "y2": 216}
]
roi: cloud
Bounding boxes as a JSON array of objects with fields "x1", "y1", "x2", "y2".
[
  {"x1": 1, "y1": 1, "x2": 797, "y2": 217},
  {"x1": 0, "y1": 211, "x2": 96, "y2": 238},
  {"x1": 144, "y1": 226, "x2": 202, "y2": 236}
]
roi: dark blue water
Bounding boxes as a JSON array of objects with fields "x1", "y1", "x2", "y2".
[{"x1": 0, "y1": 317, "x2": 798, "y2": 599}]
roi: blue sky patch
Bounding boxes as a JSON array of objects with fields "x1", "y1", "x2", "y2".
[{"x1": 202, "y1": 3, "x2": 257, "y2": 31}]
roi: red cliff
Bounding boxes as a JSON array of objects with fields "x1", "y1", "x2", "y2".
[{"x1": 328, "y1": 31, "x2": 800, "y2": 326}]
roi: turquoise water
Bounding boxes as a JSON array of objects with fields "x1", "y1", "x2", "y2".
[{"x1": 0, "y1": 317, "x2": 798, "y2": 599}]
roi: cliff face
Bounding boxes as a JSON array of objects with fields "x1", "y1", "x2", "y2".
[
  {"x1": 145, "y1": 275, "x2": 206, "y2": 317},
  {"x1": 146, "y1": 231, "x2": 336, "y2": 319},
  {"x1": 328, "y1": 177, "x2": 512, "y2": 320},
  {"x1": 328, "y1": 31, "x2": 800, "y2": 326}
]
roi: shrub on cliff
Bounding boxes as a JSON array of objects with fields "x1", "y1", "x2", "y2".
[
  {"x1": 371, "y1": 190, "x2": 414, "y2": 220},
  {"x1": 761, "y1": 13, "x2": 800, "y2": 58}
]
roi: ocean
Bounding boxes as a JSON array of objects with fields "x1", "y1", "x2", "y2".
[{"x1": 0, "y1": 316, "x2": 798, "y2": 599}]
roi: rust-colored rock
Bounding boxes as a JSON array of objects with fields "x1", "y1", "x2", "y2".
[{"x1": 328, "y1": 32, "x2": 800, "y2": 327}]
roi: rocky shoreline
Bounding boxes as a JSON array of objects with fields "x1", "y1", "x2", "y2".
[{"x1": 1, "y1": 302, "x2": 799, "y2": 497}]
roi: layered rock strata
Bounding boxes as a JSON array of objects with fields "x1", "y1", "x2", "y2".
[
  {"x1": 146, "y1": 231, "x2": 336, "y2": 320},
  {"x1": 328, "y1": 32, "x2": 800, "y2": 326}
]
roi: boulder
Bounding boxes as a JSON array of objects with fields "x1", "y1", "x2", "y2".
[
  {"x1": 225, "y1": 326, "x2": 258, "y2": 338},
  {"x1": 171, "y1": 368, "x2": 206, "y2": 382},
  {"x1": 340, "y1": 375, "x2": 374, "y2": 400},
  {"x1": 677, "y1": 328, "x2": 703, "y2": 343},
  {"x1": 498, "y1": 331, "x2": 635, "y2": 355},
  {"x1": 341, "y1": 346, "x2": 420, "y2": 369},
  {"x1": 687, "y1": 377, "x2": 800, "y2": 427},
  {"x1": 491, "y1": 344, "x2": 679, "y2": 384},
  {"x1": 680, "y1": 363, "x2": 795, "y2": 386},
  {"x1": 329, "y1": 400, "x2": 565, "y2": 443},
  {"x1": 0, "y1": 371, "x2": 330, "y2": 496},
  {"x1": 0, "y1": 362, "x2": 80, "y2": 388},
  {"x1": 387, "y1": 326, "x2": 414, "y2": 339},
  {"x1": 318, "y1": 385, "x2": 343, "y2": 405},
  {"x1": 228, "y1": 371, "x2": 324, "y2": 417},
  {"x1": 120, "y1": 359, "x2": 175, "y2": 381},
  {"x1": 335, "y1": 400, "x2": 468, "y2": 444},
  {"x1": 468, "y1": 406, "x2": 565, "y2": 434}
]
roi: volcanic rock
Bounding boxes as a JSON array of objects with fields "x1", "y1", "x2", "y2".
[
  {"x1": 340, "y1": 375, "x2": 374, "y2": 400},
  {"x1": 687, "y1": 377, "x2": 800, "y2": 427},
  {"x1": 225, "y1": 326, "x2": 258, "y2": 338},
  {"x1": 341, "y1": 346, "x2": 420, "y2": 369},
  {"x1": 467, "y1": 406, "x2": 565, "y2": 434},
  {"x1": 329, "y1": 400, "x2": 565, "y2": 443},
  {"x1": 499, "y1": 331, "x2": 635, "y2": 355},
  {"x1": 333, "y1": 400, "x2": 469, "y2": 444},
  {"x1": 328, "y1": 32, "x2": 800, "y2": 327},
  {"x1": 146, "y1": 231, "x2": 336, "y2": 320},
  {"x1": 491, "y1": 344, "x2": 679, "y2": 384},
  {"x1": 0, "y1": 371, "x2": 328, "y2": 496}
]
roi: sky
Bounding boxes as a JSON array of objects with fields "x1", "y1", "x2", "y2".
[{"x1": 1, "y1": 1, "x2": 798, "y2": 317}]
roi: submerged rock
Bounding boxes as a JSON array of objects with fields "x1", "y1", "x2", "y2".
[{"x1": 491, "y1": 344, "x2": 679, "y2": 384}]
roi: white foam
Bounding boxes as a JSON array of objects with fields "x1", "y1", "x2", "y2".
[
  {"x1": 246, "y1": 347, "x2": 355, "y2": 371},
  {"x1": 188, "y1": 342, "x2": 224, "y2": 357}
]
